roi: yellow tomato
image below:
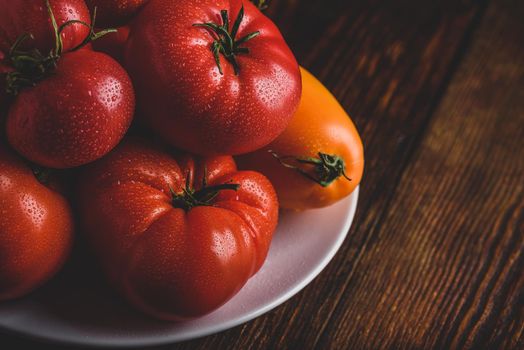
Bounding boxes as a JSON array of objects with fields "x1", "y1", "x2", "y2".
[{"x1": 238, "y1": 67, "x2": 364, "y2": 210}]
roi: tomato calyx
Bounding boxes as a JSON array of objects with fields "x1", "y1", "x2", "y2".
[
  {"x1": 3, "y1": 1, "x2": 116, "y2": 95},
  {"x1": 270, "y1": 151, "x2": 352, "y2": 187},
  {"x1": 250, "y1": 0, "x2": 271, "y2": 11},
  {"x1": 30, "y1": 164, "x2": 53, "y2": 185},
  {"x1": 193, "y1": 5, "x2": 260, "y2": 75},
  {"x1": 170, "y1": 173, "x2": 240, "y2": 211}
]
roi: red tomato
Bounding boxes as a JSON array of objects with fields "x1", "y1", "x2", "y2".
[
  {"x1": 0, "y1": 95, "x2": 6, "y2": 122},
  {"x1": 92, "y1": 25, "x2": 130, "y2": 63},
  {"x1": 125, "y1": 0, "x2": 301, "y2": 156},
  {"x1": 0, "y1": 0, "x2": 91, "y2": 54},
  {"x1": 0, "y1": 145, "x2": 73, "y2": 301},
  {"x1": 6, "y1": 49, "x2": 135, "y2": 168},
  {"x1": 85, "y1": 0, "x2": 149, "y2": 27},
  {"x1": 77, "y1": 138, "x2": 279, "y2": 320},
  {"x1": 0, "y1": 56, "x2": 8, "y2": 121}
]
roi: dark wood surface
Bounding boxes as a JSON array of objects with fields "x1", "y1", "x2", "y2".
[{"x1": 2, "y1": 0, "x2": 523, "y2": 348}]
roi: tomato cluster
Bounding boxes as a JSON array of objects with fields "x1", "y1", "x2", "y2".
[{"x1": 0, "y1": 0, "x2": 363, "y2": 320}]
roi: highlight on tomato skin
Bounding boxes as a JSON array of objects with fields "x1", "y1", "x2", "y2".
[
  {"x1": 0, "y1": 145, "x2": 74, "y2": 302},
  {"x1": 77, "y1": 138, "x2": 279, "y2": 320},
  {"x1": 237, "y1": 66, "x2": 364, "y2": 211}
]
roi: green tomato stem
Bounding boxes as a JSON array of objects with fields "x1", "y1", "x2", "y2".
[
  {"x1": 193, "y1": 5, "x2": 260, "y2": 76},
  {"x1": 270, "y1": 151, "x2": 352, "y2": 187}
]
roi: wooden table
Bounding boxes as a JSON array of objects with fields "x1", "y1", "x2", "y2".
[{"x1": 2, "y1": 0, "x2": 523, "y2": 348}]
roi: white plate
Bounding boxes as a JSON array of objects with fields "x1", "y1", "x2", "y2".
[{"x1": 0, "y1": 188, "x2": 359, "y2": 348}]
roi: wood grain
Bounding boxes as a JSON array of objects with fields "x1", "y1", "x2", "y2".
[
  {"x1": 1, "y1": 0, "x2": 523, "y2": 349},
  {"x1": 314, "y1": 0, "x2": 524, "y2": 347}
]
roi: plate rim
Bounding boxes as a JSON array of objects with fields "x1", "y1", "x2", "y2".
[{"x1": 0, "y1": 187, "x2": 359, "y2": 348}]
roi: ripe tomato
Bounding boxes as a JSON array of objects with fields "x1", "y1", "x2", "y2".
[
  {"x1": 85, "y1": 0, "x2": 149, "y2": 27},
  {"x1": 125, "y1": 0, "x2": 301, "y2": 156},
  {"x1": 0, "y1": 94, "x2": 6, "y2": 122},
  {"x1": 6, "y1": 49, "x2": 135, "y2": 168},
  {"x1": 0, "y1": 0, "x2": 91, "y2": 54},
  {"x1": 238, "y1": 67, "x2": 364, "y2": 210},
  {"x1": 0, "y1": 145, "x2": 73, "y2": 301},
  {"x1": 78, "y1": 138, "x2": 278, "y2": 320},
  {"x1": 92, "y1": 25, "x2": 130, "y2": 63},
  {"x1": 0, "y1": 55, "x2": 8, "y2": 121}
]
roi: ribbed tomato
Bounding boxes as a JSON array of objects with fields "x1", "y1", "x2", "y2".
[
  {"x1": 0, "y1": 145, "x2": 73, "y2": 301},
  {"x1": 77, "y1": 138, "x2": 279, "y2": 320},
  {"x1": 125, "y1": 0, "x2": 301, "y2": 155}
]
